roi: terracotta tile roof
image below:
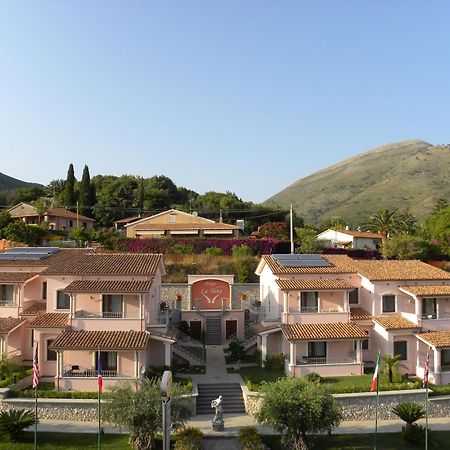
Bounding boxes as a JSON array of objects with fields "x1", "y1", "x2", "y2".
[
  {"x1": 29, "y1": 313, "x2": 69, "y2": 328},
  {"x1": 0, "y1": 272, "x2": 37, "y2": 283},
  {"x1": 49, "y1": 330, "x2": 151, "y2": 350},
  {"x1": 130, "y1": 222, "x2": 240, "y2": 231},
  {"x1": 114, "y1": 216, "x2": 142, "y2": 225},
  {"x1": 350, "y1": 307, "x2": 373, "y2": 321},
  {"x1": 21, "y1": 302, "x2": 47, "y2": 315},
  {"x1": 276, "y1": 278, "x2": 356, "y2": 290},
  {"x1": 331, "y1": 229, "x2": 383, "y2": 239},
  {"x1": 42, "y1": 252, "x2": 163, "y2": 276},
  {"x1": 46, "y1": 208, "x2": 95, "y2": 222},
  {"x1": 281, "y1": 322, "x2": 367, "y2": 341},
  {"x1": 416, "y1": 331, "x2": 450, "y2": 348},
  {"x1": 373, "y1": 315, "x2": 419, "y2": 330},
  {"x1": 262, "y1": 254, "x2": 358, "y2": 275},
  {"x1": 0, "y1": 317, "x2": 26, "y2": 334},
  {"x1": 399, "y1": 285, "x2": 450, "y2": 297},
  {"x1": 353, "y1": 260, "x2": 450, "y2": 281},
  {"x1": 62, "y1": 280, "x2": 152, "y2": 293}
]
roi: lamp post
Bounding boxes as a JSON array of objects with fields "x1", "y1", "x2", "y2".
[{"x1": 160, "y1": 371, "x2": 172, "y2": 450}]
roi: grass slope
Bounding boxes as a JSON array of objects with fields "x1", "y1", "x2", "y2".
[{"x1": 264, "y1": 140, "x2": 450, "y2": 226}]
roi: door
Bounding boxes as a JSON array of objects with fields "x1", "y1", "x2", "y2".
[
  {"x1": 226, "y1": 320, "x2": 237, "y2": 339},
  {"x1": 102, "y1": 295, "x2": 123, "y2": 318},
  {"x1": 190, "y1": 321, "x2": 202, "y2": 340}
]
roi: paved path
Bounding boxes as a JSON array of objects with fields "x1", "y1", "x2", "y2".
[
  {"x1": 27, "y1": 417, "x2": 450, "y2": 435},
  {"x1": 190, "y1": 345, "x2": 242, "y2": 384}
]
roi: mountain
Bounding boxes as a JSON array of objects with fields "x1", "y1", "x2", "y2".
[
  {"x1": 264, "y1": 140, "x2": 450, "y2": 226},
  {"x1": 0, "y1": 172, "x2": 40, "y2": 191}
]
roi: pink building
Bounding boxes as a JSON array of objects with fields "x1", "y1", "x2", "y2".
[
  {"x1": 0, "y1": 247, "x2": 174, "y2": 391},
  {"x1": 256, "y1": 254, "x2": 450, "y2": 382}
]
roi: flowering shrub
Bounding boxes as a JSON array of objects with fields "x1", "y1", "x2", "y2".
[{"x1": 119, "y1": 238, "x2": 278, "y2": 256}]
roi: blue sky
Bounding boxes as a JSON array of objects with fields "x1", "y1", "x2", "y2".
[{"x1": 1, "y1": 1, "x2": 449, "y2": 203}]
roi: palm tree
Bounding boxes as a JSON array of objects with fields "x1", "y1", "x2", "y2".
[
  {"x1": 361, "y1": 209, "x2": 399, "y2": 244},
  {"x1": 382, "y1": 354, "x2": 405, "y2": 384},
  {"x1": 392, "y1": 402, "x2": 425, "y2": 431},
  {"x1": 0, "y1": 409, "x2": 36, "y2": 441}
]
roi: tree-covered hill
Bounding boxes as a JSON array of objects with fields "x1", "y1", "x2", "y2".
[{"x1": 264, "y1": 140, "x2": 450, "y2": 226}]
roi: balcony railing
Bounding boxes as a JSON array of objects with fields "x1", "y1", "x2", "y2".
[
  {"x1": 74, "y1": 310, "x2": 126, "y2": 319},
  {"x1": 0, "y1": 300, "x2": 16, "y2": 307},
  {"x1": 62, "y1": 368, "x2": 118, "y2": 377},
  {"x1": 297, "y1": 356, "x2": 358, "y2": 365},
  {"x1": 289, "y1": 306, "x2": 345, "y2": 314}
]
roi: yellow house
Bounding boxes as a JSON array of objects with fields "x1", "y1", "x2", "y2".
[{"x1": 125, "y1": 209, "x2": 243, "y2": 239}]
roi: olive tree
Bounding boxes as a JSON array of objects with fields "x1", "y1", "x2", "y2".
[
  {"x1": 255, "y1": 377, "x2": 342, "y2": 450},
  {"x1": 103, "y1": 379, "x2": 193, "y2": 449}
]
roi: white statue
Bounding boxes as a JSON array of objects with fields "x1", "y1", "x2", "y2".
[{"x1": 211, "y1": 395, "x2": 223, "y2": 422}]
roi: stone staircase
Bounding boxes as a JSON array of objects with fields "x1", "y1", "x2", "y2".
[
  {"x1": 173, "y1": 344, "x2": 205, "y2": 365},
  {"x1": 206, "y1": 316, "x2": 222, "y2": 345},
  {"x1": 196, "y1": 383, "x2": 246, "y2": 415}
]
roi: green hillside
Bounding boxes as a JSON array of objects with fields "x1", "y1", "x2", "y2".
[
  {"x1": 0, "y1": 172, "x2": 38, "y2": 191},
  {"x1": 264, "y1": 140, "x2": 450, "y2": 226}
]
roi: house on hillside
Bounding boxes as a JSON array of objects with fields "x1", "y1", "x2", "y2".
[
  {"x1": 254, "y1": 253, "x2": 450, "y2": 384},
  {"x1": 0, "y1": 247, "x2": 174, "y2": 391},
  {"x1": 125, "y1": 208, "x2": 243, "y2": 239},
  {"x1": 7, "y1": 202, "x2": 95, "y2": 231},
  {"x1": 316, "y1": 228, "x2": 382, "y2": 250}
]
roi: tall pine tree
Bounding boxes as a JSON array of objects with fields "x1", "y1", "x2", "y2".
[
  {"x1": 79, "y1": 165, "x2": 92, "y2": 217},
  {"x1": 63, "y1": 164, "x2": 76, "y2": 210}
]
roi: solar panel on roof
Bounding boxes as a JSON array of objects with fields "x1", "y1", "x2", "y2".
[
  {"x1": 272, "y1": 253, "x2": 332, "y2": 268},
  {"x1": 0, "y1": 247, "x2": 59, "y2": 261}
]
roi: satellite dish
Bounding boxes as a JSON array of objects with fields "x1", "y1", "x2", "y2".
[{"x1": 192, "y1": 211, "x2": 198, "y2": 217}]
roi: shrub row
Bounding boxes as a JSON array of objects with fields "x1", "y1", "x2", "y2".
[{"x1": 119, "y1": 237, "x2": 279, "y2": 256}]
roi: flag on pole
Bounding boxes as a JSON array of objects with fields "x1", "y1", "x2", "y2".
[
  {"x1": 423, "y1": 350, "x2": 430, "y2": 388},
  {"x1": 32, "y1": 344, "x2": 39, "y2": 388},
  {"x1": 371, "y1": 352, "x2": 381, "y2": 392},
  {"x1": 97, "y1": 351, "x2": 103, "y2": 393}
]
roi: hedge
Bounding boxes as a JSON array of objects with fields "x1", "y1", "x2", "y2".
[{"x1": 119, "y1": 237, "x2": 279, "y2": 256}]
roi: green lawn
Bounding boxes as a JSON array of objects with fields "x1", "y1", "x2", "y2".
[
  {"x1": 263, "y1": 431, "x2": 450, "y2": 449},
  {"x1": 0, "y1": 432, "x2": 131, "y2": 449},
  {"x1": 322, "y1": 373, "x2": 422, "y2": 394},
  {"x1": 232, "y1": 367, "x2": 286, "y2": 390}
]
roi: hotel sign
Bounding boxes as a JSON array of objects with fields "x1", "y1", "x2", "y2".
[{"x1": 191, "y1": 279, "x2": 230, "y2": 309}]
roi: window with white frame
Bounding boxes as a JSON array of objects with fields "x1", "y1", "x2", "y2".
[
  {"x1": 300, "y1": 292, "x2": 318, "y2": 313},
  {"x1": 354, "y1": 339, "x2": 369, "y2": 351},
  {"x1": 56, "y1": 291, "x2": 70, "y2": 310},
  {"x1": 0, "y1": 284, "x2": 14, "y2": 303},
  {"x1": 394, "y1": 340, "x2": 407, "y2": 361},
  {"x1": 349, "y1": 289, "x2": 359, "y2": 304},
  {"x1": 382, "y1": 294, "x2": 396, "y2": 313},
  {"x1": 308, "y1": 341, "x2": 327, "y2": 358},
  {"x1": 169, "y1": 214, "x2": 176, "y2": 223},
  {"x1": 46, "y1": 339, "x2": 57, "y2": 361}
]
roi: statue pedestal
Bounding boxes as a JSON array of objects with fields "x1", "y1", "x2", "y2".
[{"x1": 211, "y1": 419, "x2": 224, "y2": 432}]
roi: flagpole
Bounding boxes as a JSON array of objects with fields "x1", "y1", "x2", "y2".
[
  {"x1": 34, "y1": 382, "x2": 38, "y2": 450},
  {"x1": 374, "y1": 377, "x2": 379, "y2": 450},
  {"x1": 98, "y1": 349, "x2": 102, "y2": 450},
  {"x1": 372, "y1": 351, "x2": 381, "y2": 450},
  {"x1": 424, "y1": 347, "x2": 431, "y2": 450},
  {"x1": 425, "y1": 382, "x2": 429, "y2": 450}
]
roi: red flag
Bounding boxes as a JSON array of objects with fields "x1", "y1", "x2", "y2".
[
  {"x1": 423, "y1": 350, "x2": 430, "y2": 388},
  {"x1": 32, "y1": 344, "x2": 40, "y2": 388},
  {"x1": 371, "y1": 352, "x2": 381, "y2": 392},
  {"x1": 97, "y1": 351, "x2": 103, "y2": 393}
]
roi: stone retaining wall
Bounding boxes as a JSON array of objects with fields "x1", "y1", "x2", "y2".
[
  {"x1": 0, "y1": 392, "x2": 197, "y2": 422},
  {"x1": 241, "y1": 384, "x2": 450, "y2": 421}
]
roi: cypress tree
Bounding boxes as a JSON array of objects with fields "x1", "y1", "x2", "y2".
[
  {"x1": 79, "y1": 165, "x2": 92, "y2": 217},
  {"x1": 63, "y1": 164, "x2": 76, "y2": 209}
]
